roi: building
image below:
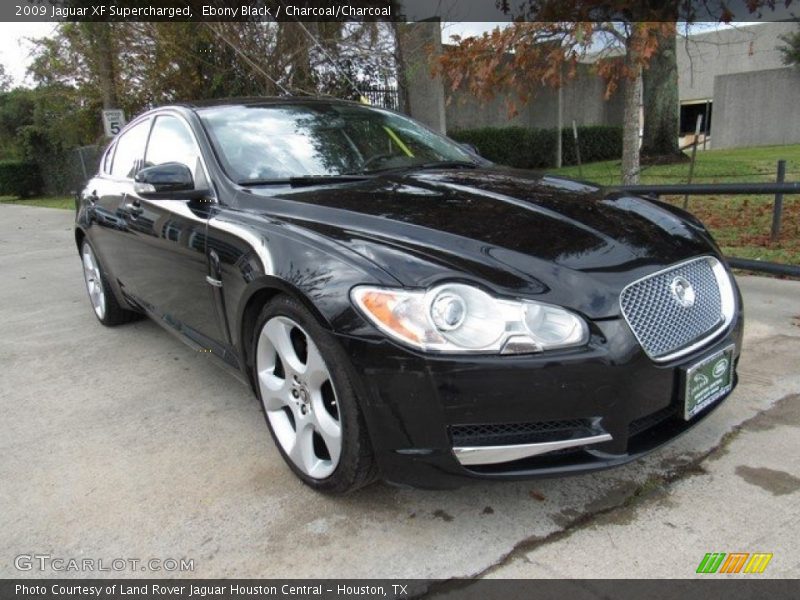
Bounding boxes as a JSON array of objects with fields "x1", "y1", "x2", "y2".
[
  {"x1": 403, "y1": 21, "x2": 800, "y2": 150},
  {"x1": 677, "y1": 22, "x2": 798, "y2": 148}
]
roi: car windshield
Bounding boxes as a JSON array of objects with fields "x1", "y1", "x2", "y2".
[{"x1": 198, "y1": 102, "x2": 478, "y2": 183}]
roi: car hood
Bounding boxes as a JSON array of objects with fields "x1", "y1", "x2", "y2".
[{"x1": 241, "y1": 167, "x2": 719, "y2": 318}]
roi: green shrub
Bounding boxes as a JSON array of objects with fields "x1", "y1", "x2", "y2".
[
  {"x1": 450, "y1": 126, "x2": 553, "y2": 169},
  {"x1": 561, "y1": 126, "x2": 623, "y2": 166},
  {"x1": 0, "y1": 160, "x2": 43, "y2": 198},
  {"x1": 450, "y1": 125, "x2": 622, "y2": 170}
]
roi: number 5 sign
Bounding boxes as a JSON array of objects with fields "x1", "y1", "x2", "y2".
[{"x1": 102, "y1": 109, "x2": 126, "y2": 137}]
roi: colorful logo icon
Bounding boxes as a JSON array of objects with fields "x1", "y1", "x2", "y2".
[{"x1": 696, "y1": 552, "x2": 773, "y2": 574}]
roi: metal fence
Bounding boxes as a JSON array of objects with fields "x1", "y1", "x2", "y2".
[
  {"x1": 613, "y1": 179, "x2": 800, "y2": 278},
  {"x1": 359, "y1": 86, "x2": 400, "y2": 111}
]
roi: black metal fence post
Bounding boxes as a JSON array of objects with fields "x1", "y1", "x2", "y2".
[
  {"x1": 683, "y1": 114, "x2": 703, "y2": 209},
  {"x1": 771, "y1": 159, "x2": 786, "y2": 243},
  {"x1": 572, "y1": 120, "x2": 583, "y2": 179}
]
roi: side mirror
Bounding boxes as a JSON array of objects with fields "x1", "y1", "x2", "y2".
[
  {"x1": 460, "y1": 142, "x2": 480, "y2": 157},
  {"x1": 134, "y1": 162, "x2": 208, "y2": 200}
]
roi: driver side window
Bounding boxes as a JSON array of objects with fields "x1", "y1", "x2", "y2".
[
  {"x1": 110, "y1": 119, "x2": 150, "y2": 179},
  {"x1": 145, "y1": 115, "x2": 207, "y2": 188}
]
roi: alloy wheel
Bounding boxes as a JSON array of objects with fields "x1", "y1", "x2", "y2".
[
  {"x1": 256, "y1": 316, "x2": 342, "y2": 479},
  {"x1": 82, "y1": 244, "x2": 106, "y2": 320}
]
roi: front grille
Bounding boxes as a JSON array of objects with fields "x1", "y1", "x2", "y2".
[
  {"x1": 620, "y1": 257, "x2": 729, "y2": 360},
  {"x1": 450, "y1": 419, "x2": 596, "y2": 447}
]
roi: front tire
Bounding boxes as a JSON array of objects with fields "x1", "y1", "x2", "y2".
[
  {"x1": 252, "y1": 295, "x2": 376, "y2": 493},
  {"x1": 80, "y1": 239, "x2": 138, "y2": 326}
]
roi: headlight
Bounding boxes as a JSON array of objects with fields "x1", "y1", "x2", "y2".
[{"x1": 351, "y1": 283, "x2": 589, "y2": 354}]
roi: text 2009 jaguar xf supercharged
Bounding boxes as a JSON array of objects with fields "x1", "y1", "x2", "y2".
[{"x1": 75, "y1": 98, "x2": 743, "y2": 492}]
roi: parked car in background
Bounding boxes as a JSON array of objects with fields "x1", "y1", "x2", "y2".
[{"x1": 75, "y1": 98, "x2": 743, "y2": 492}]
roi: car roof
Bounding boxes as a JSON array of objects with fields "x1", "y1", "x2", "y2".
[{"x1": 173, "y1": 96, "x2": 366, "y2": 111}]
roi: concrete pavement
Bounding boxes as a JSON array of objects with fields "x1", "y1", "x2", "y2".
[{"x1": 0, "y1": 203, "x2": 798, "y2": 583}]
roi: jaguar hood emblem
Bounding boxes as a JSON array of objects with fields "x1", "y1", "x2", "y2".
[{"x1": 670, "y1": 276, "x2": 696, "y2": 308}]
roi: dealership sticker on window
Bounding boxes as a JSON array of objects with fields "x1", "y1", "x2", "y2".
[{"x1": 684, "y1": 345, "x2": 735, "y2": 420}]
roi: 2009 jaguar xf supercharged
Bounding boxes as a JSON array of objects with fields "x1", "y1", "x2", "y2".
[{"x1": 75, "y1": 98, "x2": 743, "y2": 493}]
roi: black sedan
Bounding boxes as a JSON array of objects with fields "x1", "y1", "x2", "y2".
[{"x1": 75, "y1": 98, "x2": 743, "y2": 492}]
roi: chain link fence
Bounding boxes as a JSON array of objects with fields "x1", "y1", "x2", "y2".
[{"x1": 35, "y1": 144, "x2": 104, "y2": 196}]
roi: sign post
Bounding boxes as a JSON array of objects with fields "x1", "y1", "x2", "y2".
[{"x1": 102, "y1": 109, "x2": 126, "y2": 137}]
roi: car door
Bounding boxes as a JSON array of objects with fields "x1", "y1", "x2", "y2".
[
  {"x1": 87, "y1": 117, "x2": 150, "y2": 285},
  {"x1": 120, "y1": 113, "x2": 227, "y2": 349}
]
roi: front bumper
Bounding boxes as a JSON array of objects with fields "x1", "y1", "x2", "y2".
[{"x1": 336, "y1": 312, "x2": 744, "y2": 489}]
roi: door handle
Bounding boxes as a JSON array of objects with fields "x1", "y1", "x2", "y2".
[
  {"x1": 123, "y1": 193, "x2": 142, "y2": 216},
  {"x1": 124, "y1": 200, "x2": 142, "y2": 216},
  {"x1": 209, "y1": 249, "x2": 221, "y2": 274}
]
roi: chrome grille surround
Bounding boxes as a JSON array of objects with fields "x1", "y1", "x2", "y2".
[{"x1": 619, "y1": 256, "x2": 736, "y2": 362}]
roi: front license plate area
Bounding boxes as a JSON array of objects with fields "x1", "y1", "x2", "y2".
[{"x1": 683, "y1": 345, "x2": 735, "y2": 420}]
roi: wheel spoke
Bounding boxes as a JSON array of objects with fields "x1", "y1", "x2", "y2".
[
  {"x1": 310, "y1": 405, "x2": 341, "y2": 465},
  {"x1": 288, "y1": 422, "x2": 318, "y2": 475},
  {"x1": 258, "y1": 368, "x2": 286, "y2": 394},
  {"x1": 304, "y1": 341, "x2": 329, "y2": 387},
  {"x1": 263, "y1": 318, "x2": 304, "y2": 374},
  {"x1": 261, "y1": 390, "x2": 289, "y2": 412}
]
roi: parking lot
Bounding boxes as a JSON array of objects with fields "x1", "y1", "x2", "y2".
[{"x1": 1, "y1": 203, "x2": 799, "y2": 583}]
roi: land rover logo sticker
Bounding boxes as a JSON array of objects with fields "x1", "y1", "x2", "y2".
[{"x1": 713, "y1": 358, "x2": 729, "y2": 378}]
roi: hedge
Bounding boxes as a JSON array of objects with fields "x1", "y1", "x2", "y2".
[
  {"x1": 449, "y1": 125, "x2": 623, "y2": 170},
  {"x1": 0, "y1": 160, "x2": 43, "y2": 198}
]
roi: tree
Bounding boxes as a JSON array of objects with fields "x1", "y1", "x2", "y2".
[
  {"x1": 436, "y1": 22, "x2": 670, "y2": 184},
  {"x1": 0, "y1": 64, "x2": 12, "y2": 93},
  {"x1": 641, "y1": 25, "x2": 681, "y2": 158},
  {"x1": 778, "y1": 26, "x2": 800, "y2": 66},
  {"x1": 83, "y1": 22, "x2": 119, "y2": 109},
  {"x1": 28, "y1": 21, "x2": 396, "y2": 115}
]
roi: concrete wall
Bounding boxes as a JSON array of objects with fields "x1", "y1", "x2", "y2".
[
  {"x1": 444, "y1": 64, "x2": 624, "y2": 132},
  {"x1": 678, "y1": 22, "x2": 794, "y2": 102},
  {"x1": 711, "y1": 66, "x2": 800, "y2": 149}
]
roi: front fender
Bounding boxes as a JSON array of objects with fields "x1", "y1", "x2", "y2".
[{"x1": 206, "y1": 207, "x2": 401, "y2": 360}]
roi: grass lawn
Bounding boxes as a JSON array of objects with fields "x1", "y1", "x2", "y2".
[
  {"x1": 553, "y1": 144, "x2": 800, "y2": 265},
  {"x1": 0, "y1": 195, "x2": 73, "y2": 210}
]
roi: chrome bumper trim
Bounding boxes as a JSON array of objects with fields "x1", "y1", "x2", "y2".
[{"x1": 453, "y1": 432, "x2": 613, "y2": 466}]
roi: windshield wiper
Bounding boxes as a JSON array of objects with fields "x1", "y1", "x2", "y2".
[
  {"x1": 350, "y1": 160, "x2": 480, "y2": 175},
  {"x1": 413, "y1": 160, "x2": 480, "y2": 170},
  {"x1": 238, "y1": 175, "x2": 374, "y2": 188}
]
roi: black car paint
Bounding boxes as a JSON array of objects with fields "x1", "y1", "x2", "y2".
[{"x1": 75, "y1": 99, "x2": 742, "y2": 488}]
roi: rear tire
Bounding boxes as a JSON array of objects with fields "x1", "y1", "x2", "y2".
[
  {"x1": 80, "y1": 239, "x2": 139, "y2": 326},
  {"x1": 252, "y1": 295, "x2": 377, "y2": 493}
]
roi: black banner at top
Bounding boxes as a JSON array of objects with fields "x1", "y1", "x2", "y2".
[{"x1": 5, "y1": 0, "x2": 800, "y2": 22}]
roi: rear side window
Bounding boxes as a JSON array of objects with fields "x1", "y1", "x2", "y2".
[{"x1": 110, "y1": 119, "x2": 150, "y2": 179}]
